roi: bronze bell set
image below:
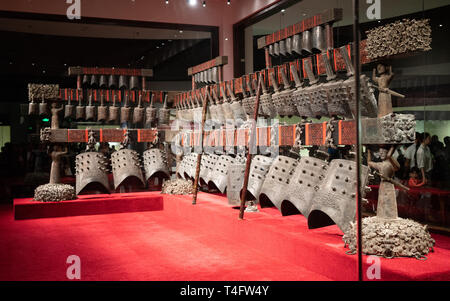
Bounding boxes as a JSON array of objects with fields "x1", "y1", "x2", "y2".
[
  {"x1": 29, "y1": 68, "x2": 162, "y2": 125},
  {"x1": 60, "y1": 89, "x2": 165, "y2": 126},
  {"x1": 267, "y1": 21, "x2": 335, "y2": 58},
  {"x1": 83, "y1": 74, "x2": 141, "y2": 90}
]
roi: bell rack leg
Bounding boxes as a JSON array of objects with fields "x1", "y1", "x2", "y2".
[
  {"x1": 264, "y1": 47, "x2": 272, "y2": 69},
  {"x1": 192, "y1": 91, "x2": 209, "y2": 205},
  {"x1": 239, "y1": 75, "x2": 263, "y2": 220},
  {"x1": 353, "y1": 0, "x2": 363, "y2": 282}
]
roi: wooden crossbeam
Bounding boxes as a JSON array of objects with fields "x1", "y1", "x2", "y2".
[
  {"x1": 68, "y1": 67, "x2": 153, "y2": 77},
  {"x1": 40, "y1": 128, "x2": 158, "y2": 143}
]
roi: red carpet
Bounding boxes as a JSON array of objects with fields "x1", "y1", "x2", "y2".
[
  {"x1": 14, "y1": 193, "x2": 163, "y2": 220},
  {"x1": 1, "y1": 191, "x2": 450, "y2": 281}
]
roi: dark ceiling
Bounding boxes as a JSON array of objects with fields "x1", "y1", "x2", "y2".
[{"x1": 0, "y1": 28, "x2": 213, "y2": 102}]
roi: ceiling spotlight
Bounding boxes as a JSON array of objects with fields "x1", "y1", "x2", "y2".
[
  {"x1": 227, "y1": 0, "x2": 231, "y2": 5},
  {"x1": 202, "y1": 1, "x2": 206, "y2": 7},
  {"x1": 439, "y1": 24, "x2": 443, "y2": 27},
  {"x1": 281, "y1": 9, "x2": 285, "y2": 13},
  {"x1": 179, "y1": 30, "x2": 183, "y2": 33},
  {"x1": 165, "y1": 0, "x2": 169, "y2": 4},
  {"x1": 188, "y1": 0, "x2": 197, "y2": 6},
  {"x1": 225, "y1": 38, "x2": 228, "y2": 41}
]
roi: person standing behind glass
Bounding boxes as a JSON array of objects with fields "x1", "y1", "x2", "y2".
[
  {"x1": 392, "y1": 144, "x2": 408, "y2": 180},
  {"x1": 404, "y1": 132, "x2": 423, "y2": 175},
  {"x1": 416, "y1": 132, "x2": 433, "y2": 185}
]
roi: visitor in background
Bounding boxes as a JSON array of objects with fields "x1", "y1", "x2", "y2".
[
  {"x1": 429, "y1": 136, "x2": 448, "y2": 188},
  {"x1": 408, "y1": 167, "x2": 425, "y2": 188},
  {"x1": 392, "y1": 144, "x2": 409, "y2": 180},
  {"x1": 416, "y1": 132, "x2": 433, "y2": 186},
  {"x1": 404, "y1": 132, "x2": 423, "y2": 175}
]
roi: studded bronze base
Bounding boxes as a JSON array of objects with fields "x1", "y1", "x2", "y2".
[
  {"x1": 161, "y1": 179, "x2": 193, "y2": 195},
  {"x1": 34, "y1": 183, "x2": 76, "y2": 202},
  {"x1": 343, "y1": 216, "x2": 435, "y2": 260}
]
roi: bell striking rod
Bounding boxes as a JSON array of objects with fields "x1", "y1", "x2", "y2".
[
  {"x1": 192, "y1": 90, "x2": 210, "y2": 205},
  {"x1": 239, "y1": 74, "x2": 263, "y2": 220}
]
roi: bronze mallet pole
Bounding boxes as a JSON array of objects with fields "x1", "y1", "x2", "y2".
[
  {"x1": 192, "y1": 89, "x2": 210, "y2": 205},
  {"x1": 239, "y1": 74, "x2": 263, "y2": 220}
]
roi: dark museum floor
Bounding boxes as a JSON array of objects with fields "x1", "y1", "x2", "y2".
[{"x1": 1, "y1": 192, "x2": 450, "y2": 281}]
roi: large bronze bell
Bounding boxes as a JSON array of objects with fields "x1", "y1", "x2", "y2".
[
  {"x1": 90, "y1": 74, "x2": 99, "y2": 88},
  {"x1": 279, "y1": 40, "x2": 287, "y2": 56},
  {"x1": 292, "y1": 34, "x2": 302, "y2": 55},
  {"x1": 118, "y1": 75, "x2": 128, "y2": 89},
  {"x1": 312, "y1": 25, "x2": 326, "y2": 53},
  {"x1": 129, "y1": 76, "x2": 139, "y2": 90},
  {"x1": 99, "y1": 75, "x2": 108, "y2": 88},
  {"x1": 286, "y1": 37, "x2": 293, "y2": 55},
  {"x1": 301, "y1": 30, "x2": 313, "y2": 55},
  {"x1": 108, "y1": 75, "x2": 118, "y2": 89},
  {"x1": 273, "y1": 42, "x2": 280, "y2": 56}
]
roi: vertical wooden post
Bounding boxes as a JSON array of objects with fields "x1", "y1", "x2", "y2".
[
  {"x1": 352, "y1": 0, "x2": 363, "y2": 282},
  {"x1": 264, "y1": 47, "x2": 272, "y2": 69},
  {"x1": 142, "y1": 76, "x2": 146, "y2": 91},
  {"x1": 192, "y1": 91, "x2": 209, "y2": 205},
  {"x1": 218, "y1": 66, "x2": 223, "y2": 83},
  {"x1": 238, "y1": 74, "x2": 263, "y2": 220}
]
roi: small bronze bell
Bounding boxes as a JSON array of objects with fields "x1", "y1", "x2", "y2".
[
  {"x1": 158, "y1": 95, "x2": 170, "y2": 125},
  {"x1": 132, "y1": 93, "x2": 145, "y2": 125},
  {"x1": 90, "y1": 74, "x2": 99, "y2": 88},
  {"x1": 39, "y1": 97, "x2": 49, "y2": 116},
  {"x1": 118, "y1": 75, "x2": 128, "y2": 89},
  {"x1": 108, "y1": 93, "x2": 119, "y2": 123},
  {"x1": 82, "y1": 74, "x2": 90, "y2": 87},
  {"x1": 145, "y1": 94, "x2": 157, "y2": 126},
  {"x1": 64, "y1": 94, "x2": 75, "y2": 119},
  {"x1": 28, "y1": 98, "x2": 38, "y2": 115},
  {"x1": 108, "y1": 75, "x2": 118, "y2": 89},
  {"x1": 99, "y1": 75, "x2": 108, "y2": 88},
  {"x1": 129, "y1": 76, "x2": 140, "y2": 90},
  {"x1": 97, "y1": 93, "x2": 108, "y2": 122},
  {"x1": 120, "y1": 93, "x2": 131, "y2": 124},
  {"x1": 85, "y1": 93, "x2": 96, "y2": 121},
  {"x1": 75, "y1": 92, "x2": 86, "y2": 120}
]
